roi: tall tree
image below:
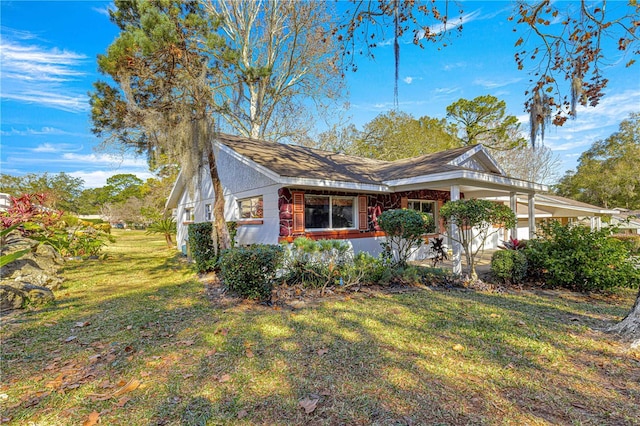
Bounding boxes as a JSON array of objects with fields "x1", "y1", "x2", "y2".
[
  {"x1": 104, "y1": 174, "x2": 144, "y2": 204},
  {"x1": 446, "y1": 95, "x2": 527, "y2": 151},
  {"x1": 202, "y1": 0, "x2": 343, "y2": 142},
  {"x1": 91, "y1": 0, "x2": 232, "y2": 250},
  {"x1": 492, "y1": 144, "x2": 561, "y2": 184},
  {"x1": 351, "y1": 111, "x2": 459, "y2": 161},
  {"x1": 555, "y1": 112, "x2": 640, "y2": 209}
]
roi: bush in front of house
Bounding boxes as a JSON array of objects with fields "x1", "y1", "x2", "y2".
[
  {"x1": 490, "y1": 250, "x2": 528, "y2": 285},
  {"x1": 218, "y1": 244, "x2": 284, "y2": 300},
  {"x1": 188, "y1": 222, "x2": 219, "y2": 273},
  {"x1": 282, "y1": 237, "x2": 352, "y2": 289},
  {"x1": 187, "y1": 221, "x2": 238, "y2": 273},
  {"x1": 378, "y1": 209, "x2": 435, "y2": 267},
  {"x1": 524, "y1": 221, "x2": 640, "y2": 292},
  {"x1": 611, "y1": 234, "x2": 640, "y2": 255}
]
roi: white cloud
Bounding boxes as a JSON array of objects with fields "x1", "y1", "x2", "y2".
[
  {"x1": 442, "y1": 62, "x2": 466, "y2": 71},
  {"x1": 0, "y1": 30, "x2": 89, "y2": 112},
  {"x1": 422, "y1": 10, "x2": 482, "y2": 38},
  {"x1": 62, "y1": 153, "x2": 148, "y2": 168},
  {"x1": 403, "y1": 76, "x2": 413, "y2": 84},
  {"x1": 92, "y1": 6, "x2": 112, "y2": 17},
  {"x1": 32, "y1": 143, "x2": 84, "y2": 153},
  {"x1": 473, "y1": 77, "x2": 522, "y2": 89},
  {"x1": 1, "y1": 126, "x2": 70, "y2": 136},
  {"x1": 434, "y1": 87, "x2": 460, "y2": 94}
]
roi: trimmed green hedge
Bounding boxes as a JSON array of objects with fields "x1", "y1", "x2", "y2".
[
  {"x1": 187, "y1": 221, "x2": 237, "y2": 273},
  {"x1": 491, "y1": 250, "x2": 527, "y2": 284},
  {"x1": 218, "y1": 245, "x2": 284, "y2": 300}
]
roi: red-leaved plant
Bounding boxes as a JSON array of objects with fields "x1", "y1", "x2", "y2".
[{"x1": 500, "y1": 236, "x2": 527, "y2": 251}]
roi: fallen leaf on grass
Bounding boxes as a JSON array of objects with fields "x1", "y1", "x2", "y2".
[
  {"x1": 517, "y1": 320, "x2": 526, "y2": 326},
  {"x1": 115, "y1": 396, "x2": 131, "y2": 407},
  {"x1": 83, "y1": 411, "x2": 100, "y2": 426},
  {"x1": 215, "y1": 328, "x2": 229, "y2": 336},
  {"x1": 218, "y1": 374, "x2": 231, "y2": 383},
  {"x1": 74, "y1": 321, "x2": 90, "y2": 328},
  {"x1": 452, "y1": 344, "x2": 465, "y2": 352},
  {"x1": 489, "y1": 313, "x2": 501, "y2": 318},
  {"x1": 64, "y1": 336, "x2": 78, "y2": 343},
  {"x1": 245, "y1": 348, "x2": 254, "y2": 358},
  {"x1": 317, "y1": 348, "x2": 328, "y2": 356},
  {"x1": 237, "y1": 410, "x2": 248, "y2": 419},
  {"x1": 89, "y1": 379, "x2": 140, "y2": 401},
  {"x1": 299, "y1": 397, "x2": 319, "y2": 414},
  {"x1": 205, "y1": 349, "x2": 217, "y2": 357}
]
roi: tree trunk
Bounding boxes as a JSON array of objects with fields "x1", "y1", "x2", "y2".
[
  {"x1": 207, "y1": 149, "x2": 231, "y2": 251},
  {"x1": 607, "y1": 288, "x2": 640, "y2": 347}
]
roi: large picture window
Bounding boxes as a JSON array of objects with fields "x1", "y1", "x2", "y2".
[
  {"x1": 238, "y1": 196, "x2": 263, "y2": 219},
  {"x1": 408, "y1": 199, "x2": 437, "y2": 223},
  {"x1": 305, "y1": 195, "x2": 354, "y2": 229}
]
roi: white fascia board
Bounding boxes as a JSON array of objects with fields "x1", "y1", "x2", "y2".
[
  {"x1": 215, "y1": 141, "x2": 283, "y2": 183},
  {"x1": 280, "y1": 177, "x2": 390, "y2": 193},
  {"x1": 165, "y1": 170, "x2": 185, "y2": 210},
  {"x1": 448, "y1": 145, "x2": 506, "y2": 176},
  {"x1": 384, "y1": 170, "x2": 547, "y2": 193},
  {"x1": 533, "y1": 202, "x2": 617, "y2": 215}
]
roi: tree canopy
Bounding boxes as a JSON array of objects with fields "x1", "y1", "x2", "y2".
[{"x1": 555, "y1": 112, "x2": 640, "y2": 209}]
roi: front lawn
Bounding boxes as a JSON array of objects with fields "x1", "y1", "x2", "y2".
[{"x1": 1, "y1": 230, "x2": 639, "y2": 425}]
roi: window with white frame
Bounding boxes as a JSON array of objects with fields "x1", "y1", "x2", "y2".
[
  {"x1": 407, "y1": 199, "x2": 437, "y2": 229},
  {"x1": 184, "y1": 207, "x2": 194, "y2": 222},
  {"x1": 238, "y1": 196, "x2": 263, "y2": 219},
  {"x1": 205, "y1": 204, "x2": 212, "y2": 221},
  {"x1": 305, "y1": 195, "x2": 355, "y2": 229}
]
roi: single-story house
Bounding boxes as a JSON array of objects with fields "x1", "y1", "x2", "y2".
[{"x1": 166, "y1": 134, "x2": 548, "y2": 274}]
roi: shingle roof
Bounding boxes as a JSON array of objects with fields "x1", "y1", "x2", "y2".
[{"x1": 216, "y1": 133, "x2": 479, "y2": 184}]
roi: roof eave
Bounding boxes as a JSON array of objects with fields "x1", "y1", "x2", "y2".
[{"x1": 384, "y1": 170, "x2": 547, "y2": 193}]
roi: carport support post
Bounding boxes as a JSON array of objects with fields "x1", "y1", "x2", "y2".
[
  {"x1": 509, "y1": 192, "x2": 518, "y2": 240},
  {"x1": 528, "y1": 193, "x2": 536, "y2": 238},
  {"x1": 450, "y1": 185, "x2": 462, "y2": 275}
]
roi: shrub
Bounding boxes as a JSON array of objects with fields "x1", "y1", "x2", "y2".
[
  {"x1": 146, "y1": 218, "x2": 176, "y2": 247},
  {"x1": 379, "y1": 264, "x2": 458, "y2": 287},
  {"x1": 188, "y1": 222, "x2": 219, "y2": 273},
  {"x1": 187, "y1": 221, "x2": 237, "y2": 273},
  {"x1": 344, "y1": 252, "x2": 387, "y2": 285},
  {"x1": 282, "y1": 237, "x2": 351, "y2": 289},
  {"x1": 491, "y1": 250, "x2": 527, "y2": 284},
  {"x1": 378, "y1": 209, "x2": 434, "y2": 267},
  {"x1": 218, "y1": 245, "x2": 284, "y2": 300},
  {"x1": 611, "y1": 234, "x2": 640, "y2": 255},
  {"x1": 524, "y1": 221, "x2": 640, "y2": 292}
]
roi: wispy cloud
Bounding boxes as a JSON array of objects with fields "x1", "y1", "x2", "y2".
[
  {"x1": 403, "y1": 76, "x2": 413, "y2": 84},
  {"x1": 62, "y1": 153, "x2": 148, "y2": 168},
  {"x1": 1, "y1": 126, "x2": 72, "y2": 136},
  {"x1": 422, "y1": 10, "x2": 482, "y2": 37},
  {"x1": 0, "y1": 29, "x2": 89, "y2": 112},
  {"x1": 92, "y1": 6, "x2": 112, "y2": 17},
  {"x1": 32, "y1": 143, "x2": 84, "y2": 153},
  {"x1": 434, "y1": 86, "x2": 460, "y2": 95},
  {"x1": 473, "y1": 77, "x2": 522, "y2": 89},
  {"x1": 442, "y1": 62, "x2": 466, "y2": 71}
]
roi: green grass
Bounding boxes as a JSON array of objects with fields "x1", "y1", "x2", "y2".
[{"x1": 1, "y1": 230, "x2": 639, "y2": 425}]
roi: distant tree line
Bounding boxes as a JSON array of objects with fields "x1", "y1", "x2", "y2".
[{"x1": 0, "y1": 170, "x2": 177, "y2": 226}]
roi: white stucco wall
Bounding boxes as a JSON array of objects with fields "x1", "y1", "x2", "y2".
[{"x1": 174, "y1": 148, "x2": 280, "y2": 251}]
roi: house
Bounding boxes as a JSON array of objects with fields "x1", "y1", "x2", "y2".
[
  {"x1": 166, "y1": 134, "x2": 548, "y2": 274},
  {"x1": 484, "y1": 193, "x2": 618, "y2": 240}
]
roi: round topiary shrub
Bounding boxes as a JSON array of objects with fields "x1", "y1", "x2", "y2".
[
  {"x1": 491, "y1": 250, "x2": 527, "y2": 285},
  {"x1": 218, "y1": 244, "x2": 284, "y2": 300}
]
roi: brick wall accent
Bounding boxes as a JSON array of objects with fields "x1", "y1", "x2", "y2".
[{"x1": 278, "y1": 187, "x2": 453, "y2": 238}]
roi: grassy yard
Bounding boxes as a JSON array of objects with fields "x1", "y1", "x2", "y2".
[{"x1": 1, "y1": 230, "x2": 639, "y2": 425}]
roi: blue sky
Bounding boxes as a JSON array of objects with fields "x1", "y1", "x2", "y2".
[{"x1": 1, "y1": 1, "x2": 639, "y2": 188}]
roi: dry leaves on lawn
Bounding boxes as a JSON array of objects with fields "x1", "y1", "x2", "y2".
[
  {"x1": 82, "y1": 411, "x2": 100, "y2": 426},
  {"x1": 88, "y1": 379, "x2": 140, "y2": 401},
  {"x1": 299, "y1": 397, "x2": 319, "y2": 414}
]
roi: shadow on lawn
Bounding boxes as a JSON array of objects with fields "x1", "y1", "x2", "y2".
[{"x1": 2, "y1": 252, "x2": 638, "y2": 425}]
